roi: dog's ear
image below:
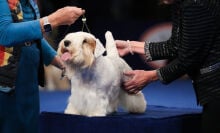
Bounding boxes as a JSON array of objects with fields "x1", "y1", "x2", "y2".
[
  {"x1": 83, "y1": 38, "x2": 105, "y2": 58},
  {"x1": 94, "y1": 39, "x2": 105, "y2": 58},
  {"x1": 83, "y1": 38, "x2": 96, "y2": 54}
]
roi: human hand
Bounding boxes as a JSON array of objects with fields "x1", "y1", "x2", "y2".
[
  {"x1": 123, "y1": 70, "x2": 158, "y2": 94},
  {"x1": 47, "y1": 6, "x2": 85, "y2": 27},
  {"x1": 51, "y1": 55, "x2": 65, "y2": 70},
  {"x1": 115, "y1": 40, "x2": 145, "y2": 57},
  {"x1": 115, "y1": 40, "x2": 131, "y2": 57}
]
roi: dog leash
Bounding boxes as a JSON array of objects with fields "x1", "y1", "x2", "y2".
[
  {"x1": 60, "y1": 69, "x2": 66, "y2": 80},
  {"x1": 81, "y1": 14, "x2": 91, "y2": 33}
]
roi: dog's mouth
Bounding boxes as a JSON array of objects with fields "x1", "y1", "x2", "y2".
[
  {"x1": 60, "y1": 48, "x2": 72, "y2": 61},
  {"x1": 61, "y1": 52, "x2": 72, "y2": 61}
]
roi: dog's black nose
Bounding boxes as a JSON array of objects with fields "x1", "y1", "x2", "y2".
[{"x1": 64, "y1": 40, "x2": 71, "y2": 47}]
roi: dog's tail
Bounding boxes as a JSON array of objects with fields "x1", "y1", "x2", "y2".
[{"x1": 105, "y1": 31, "x2": 120, "y2": 57}]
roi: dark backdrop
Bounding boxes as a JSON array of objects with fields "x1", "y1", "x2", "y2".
[{"x1": 38, "y1": 0, "x2": 172, "y2": 70}]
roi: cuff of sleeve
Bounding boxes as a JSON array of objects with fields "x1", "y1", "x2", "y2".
[
  {"x1": 144, "y1": 41, "x2": 152, "y2": 61},
  {"x1": 156, "y1": 69, "x2": 167, "y2": 84}
]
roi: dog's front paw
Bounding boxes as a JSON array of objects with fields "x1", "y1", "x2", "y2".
[
  {"x1": 87, "y1": 113, "x2": 106, "y2": 117},
  {"x1": 64, "y1": 103, "x2": 79, "y2": 115}
]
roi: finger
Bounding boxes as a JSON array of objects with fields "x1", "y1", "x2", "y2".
[
  {"x1": 128, "y1": 88, "x2": 140, "y2": 94},
  {"x1": 123, "y1": 70, "x2": 134, "y2": 77},
  {"x1": 122, "y1": 83, "x2": 131, "y2": 91},
  {"x1": 74, "y1": 8, "x2": 85, "y2": 16},
  {"x1": 123, "y1": 79, "x2": 138, "y2": 92},
  {"x1": 79, "y1": 9, "x2": 86, "y2": 16},
  {"x1": 115, "y1": 40, "x2": 125, "y2": 43},
  {"x1": 127, "y1": 88, "x2": 136, "y2": 94},
  {"x1": 82, "y1": 9, "x2": 86, "y2": 14},
  {"x1": 124, "y1": 81, "x2": 132, "y2": 89},
  {"x1": 115, "y1": 40, "x2": 126, "y2": 46},
  {"x1": 124, "y1": 78, "x2": 137, "y2": 91},
  {"x1": 138, "y1": 87, "x2": 143, "y2": 91},
  {"x1": 133, "y1": 90, "x2": 140, "y2": 94}
]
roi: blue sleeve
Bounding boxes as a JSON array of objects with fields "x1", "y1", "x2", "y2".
[
  {"x1": 40, "y1": 38, "x2": 57, "y2": 66},
  {"x1": 0, "y1": 0, "x2": 43, "y2": 47}
]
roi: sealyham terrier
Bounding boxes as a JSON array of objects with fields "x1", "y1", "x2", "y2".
[{"x1": 57, "y1": 31, "x2": 147, "y2": 117}]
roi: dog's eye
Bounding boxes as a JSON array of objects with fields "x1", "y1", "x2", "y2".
[{"x1": 82, "y1": 39, "x2": 87, "y2": 44}]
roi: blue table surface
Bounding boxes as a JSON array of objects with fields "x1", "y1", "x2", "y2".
[{"x1": 40, "y1": 79, "x2": 202, "y2": 118}]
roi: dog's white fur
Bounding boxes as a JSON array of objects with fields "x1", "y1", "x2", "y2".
[{"x1": 57, "y1": 31, "x2": 147, "y2": 117}]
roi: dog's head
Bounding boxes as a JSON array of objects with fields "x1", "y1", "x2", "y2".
[{"x1": 57, "y1": 32, "x2": 105, "y2": 69}]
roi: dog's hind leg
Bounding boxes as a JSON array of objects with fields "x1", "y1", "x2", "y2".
[
  {"x1": 119, "y1": 90, "x2": 147, "y2": 113},
  {"x1": 105, "y1": 31, "x2": 119, "y2": 57}
]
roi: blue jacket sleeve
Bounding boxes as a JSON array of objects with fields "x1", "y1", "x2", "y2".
[
  {"x1": 0, "y1": 0, "x2": 43, "y2": 47},
  {"x1": 40, "y1": 38, "x2": 57, "y2": 66}
]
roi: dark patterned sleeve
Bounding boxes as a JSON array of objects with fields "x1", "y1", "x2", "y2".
[
  {"x1": 144, "y1": 38, "x2": 177, "y2": 61},
  {"x1": 148, "y1": 1, "x2": 217, "y2": 84}
]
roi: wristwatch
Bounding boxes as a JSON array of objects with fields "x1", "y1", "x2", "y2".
[{"x1": 43, "y1": 17, "x2": 52, "y2": 33}]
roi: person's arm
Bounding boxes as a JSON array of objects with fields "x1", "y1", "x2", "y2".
[
  {"x1": 39, "y1": 6, "x2": 85, "y2": 33},
  {"x1": 128, "y1": 41, "x2": 145, "y2": 55},
  {"x1": 0, "y1": 0, "x2": 84, "y2": 46},
  {"x1": 144, "y1": 39, "x2": 177, "y2": 61},
  {"x1": 40, "y1": 39, "x2": 57, "y2": 66},
  {"x1": 122, "y1": 1, "x2": 217, "y2": 94},
  {"x1": 40, "y1": 38, "x2": 64, "y2": 70},
  {"x1": 157, "y1": 1, "x2": 216, "y2": 84},
  {"x1": 115, "y1": 37, "x2": 176, "y2": 60},
  {"x1": 115, "y1": 40, "x2": 145, "y2": 56},
  {"x1": 0, "y1": 0, "x2": 43, "y2": 46}
]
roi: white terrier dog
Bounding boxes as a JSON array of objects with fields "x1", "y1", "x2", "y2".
[{"x1": 57, "y1": 31, "x2": 147, "y2": 117}]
